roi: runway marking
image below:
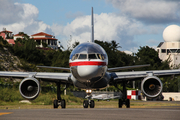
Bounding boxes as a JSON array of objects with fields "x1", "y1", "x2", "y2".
[{"x1": 0, "y1": 112, "x2": 12, "y2": 116}]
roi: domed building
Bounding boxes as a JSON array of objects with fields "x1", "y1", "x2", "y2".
[{"x1": 157, "y1": 25, "x2": 180, "y2": 68}]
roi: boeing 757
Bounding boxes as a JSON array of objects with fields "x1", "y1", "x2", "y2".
[{"x1": 0, "y1": 7, "x2": 180, "y2": 109}]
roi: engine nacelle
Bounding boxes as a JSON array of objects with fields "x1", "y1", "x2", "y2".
[
  {"x1": 19, "y1": 78, "x2": 40, "y2": 100},
  {"x1": 141, "y1": 76, "x2": 163, "y2": 98}
]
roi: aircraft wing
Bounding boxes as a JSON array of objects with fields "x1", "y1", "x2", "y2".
[
  {"x1": 91, "y1": 94, "x2": 120, "y2": 100},
  {"x1": 110, "y1": 69, "x2": 180, "y2": 82},
  {"x1": 0, "y1": 71, "x2": 71, "y2": 83},
  {"x1": 108, "y1": 64, "x2": 150, "y2": 72},
  {"x1": 36, "y1": 66, "x2": 70, "y2": 72}
]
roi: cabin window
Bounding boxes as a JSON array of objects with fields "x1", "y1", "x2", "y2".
[
  {"x1": 79, "y1": 54, "x2": 87, "y2": 59},
  {"x1": 88, "y1": 54, "x2": 97, "y2": 59}
]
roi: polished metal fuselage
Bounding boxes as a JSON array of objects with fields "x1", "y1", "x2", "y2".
[{"x1": 69, "y1": 42, "x2": 110, "y2": 89}]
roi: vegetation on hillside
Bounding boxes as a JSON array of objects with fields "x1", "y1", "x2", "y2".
[{"x1": 0, "y1": 35, "x2": 179, "y2": 99}]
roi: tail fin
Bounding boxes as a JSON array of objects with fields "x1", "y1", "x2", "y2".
[{"x1": 91, "y1": 7, "x2": 94, "y2": 42}]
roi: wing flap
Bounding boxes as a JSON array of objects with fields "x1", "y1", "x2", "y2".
[
  {"x1": 0, "y1": 71, "x2": 31, "y2": 78},
  {"x1": 111, "y1": 69, "x2": 180, "y2": 81},
  {"x1": 36, "y1": 66, "x2": 70, "y2": 72},
  {"x1": 35, "y1": 72, "x2": 70, "y2": 81},
  {"x1": 0, "y1": 71, "x2": 71, "y2": 82},
  {"x1": 108, "y1": 64, "x2": 150, "y2": 72}
]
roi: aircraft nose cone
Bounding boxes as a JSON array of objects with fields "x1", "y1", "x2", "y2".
[{"x1": 77, "y1": 66, "x2": 101, "y2": 79}]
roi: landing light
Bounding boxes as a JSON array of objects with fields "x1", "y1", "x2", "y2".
[{"x1": 86, "y1": 89, "x2": 92, "y2": 93}]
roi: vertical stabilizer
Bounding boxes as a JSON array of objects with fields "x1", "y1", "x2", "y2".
[{"x1": 91, "y1": 7, "x2": 94, "y2": 42}]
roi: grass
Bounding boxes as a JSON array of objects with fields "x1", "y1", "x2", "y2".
[{"x1": 1, "y1": 88, "x2": 180, "y2": 109}]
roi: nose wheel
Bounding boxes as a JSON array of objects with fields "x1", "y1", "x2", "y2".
[
  {"x1": 83, "y1": 100, "x2": 95, "y2": 108},
  {"x1": 84, "y1": 89, "x2": 95, "y2": 108},
  {"x1": 83, "y1": 100, "x2": 88, "y2": 108}
]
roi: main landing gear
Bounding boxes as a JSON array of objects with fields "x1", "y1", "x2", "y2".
[
  {"x1": 115, "y1": 81, "x2": 130, "y2": 108},
  {"x1": 83, "y1": 89, "x2": 95, "y2": 108},
  {"x1": 53, "y1": 82, "x2": 67, "y2": 109}
]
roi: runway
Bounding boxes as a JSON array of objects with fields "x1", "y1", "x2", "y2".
[{"x1": 0, "y1": 108, "x2": 180, "y2": 120}]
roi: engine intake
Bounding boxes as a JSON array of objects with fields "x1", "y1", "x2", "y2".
[
  {"x1": 141, "y1": 76, "x2": 163, "y2": 98},
  {"x1": 19, "y1": 78, "x2": 40, "y2": 100}
]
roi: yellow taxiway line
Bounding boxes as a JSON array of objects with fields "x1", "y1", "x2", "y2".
[{"x1": 0, "y1": 112, "x2": 12, "y2": 116}]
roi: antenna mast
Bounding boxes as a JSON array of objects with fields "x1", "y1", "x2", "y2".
[{"x1": 91, "y1": 7, "x2": 94, "y2": 42}]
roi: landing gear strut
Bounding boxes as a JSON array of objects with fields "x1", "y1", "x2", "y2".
[
  {"x1": 115, "y1": 81, "x2": 130, "y2": 108},
  {"x1": 83, "y1": 90, "x2": 95, "y2": 108},
  {"x1": 53, "y1": 82, "x2": 67, "y2": 109}
]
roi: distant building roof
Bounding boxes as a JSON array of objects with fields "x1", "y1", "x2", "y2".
[
  {"x1": 157, "y1": 42, "x2": 164, "y2": 47},
  {"x1": 31, "y1": 32, "x2": 53, "y2": 37},
  {"x1": 7, "y1": 39, "x2": 15, "y2": 44},
  {"x1": 32, "y1": 37, "x2": 57, "y2": 40},
  {"x1": 14, "y1": 34, "x2": 24, "y2": 36},
  {"x1": 0, "y1": 30, "x2": 12, "y2": 33}
]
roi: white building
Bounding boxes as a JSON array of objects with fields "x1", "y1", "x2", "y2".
[
  {"x1": 157, "y1": 25, "x2": 180, "y2": 68},
  {"x1": 14, "y1": 33, "x2": 29, "y2": 40},
  {"x1": 31, "y1": 32, "x2": 58, "y2": 49}
]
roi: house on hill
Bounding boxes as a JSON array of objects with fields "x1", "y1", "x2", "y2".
[
  {"x1": 0, "y1": 28, "x2": 15, "y2": 45},
  {"x1": 31, "y1": 32, "x2": 58, "y2": 49},
  {"x1": 14, "y1": 32, "x2": 29, "y2": 40}
]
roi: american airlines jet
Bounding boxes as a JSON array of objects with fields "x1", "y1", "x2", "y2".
[{"x1": 0, "y1": 7, "x2": 180, "y2": 109}]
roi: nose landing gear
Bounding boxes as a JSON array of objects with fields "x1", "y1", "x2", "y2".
[
  {"x1": 83, "y1": 100, "x2": 95, "y2": 108},
  {"x1": 83, "y1": 89, "x2": 95, "y2": 108}
]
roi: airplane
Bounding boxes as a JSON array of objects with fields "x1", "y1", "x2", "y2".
[
  {"x1": 90, "y1": 94, "x2": 120, "y2": 101},
  {"x1": 1, "y1": 7, "x2": 180, "y2": 109}
]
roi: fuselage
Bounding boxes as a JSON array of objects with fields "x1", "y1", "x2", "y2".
[{"x1": 69, "y1": 42, "x2": 109, "y2": 89}]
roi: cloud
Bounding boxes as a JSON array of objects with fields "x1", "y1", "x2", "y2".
[
  {"x1": 0, "y1": 1, "x2": 52, "y2": 35},
  {"x1": 0, "y1": 0, "x2": 169, "y2": 52},
  {"x1": 56, "y1": 13, "x2": 146, "y2": 51},
  {"x1": 0, "y1": 0, "x2": 23, "y2": 25},
  {"x1": 106, "y1": 0, "x2": 180, "y2": 24}
]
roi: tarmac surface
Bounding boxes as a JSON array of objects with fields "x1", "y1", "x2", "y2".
[{"x1": 0, "y1": 108, "x2": 180, "y2": 120}]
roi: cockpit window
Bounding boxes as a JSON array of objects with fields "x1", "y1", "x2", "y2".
[
  {"x1": 101, "y1": 54, "x2": 105, "y2": 60},
  {"x1": 71, "y1": 53, "x2": 106, "y2": 61},
  {"x1": 79, "y1": 54, "x2": 87, "y2": 59},
  {"x1": 73, "y1": 54, "x2": 79, "y2": 60},
  {"x1": 97, "y1": 54, "x2": 102, "y2": 60},
  {"x1": 88, "y1": 54, "x2": 97, "y2": 59},
  {"x1": 97, "y1": 54, "x2": 106, "y2": 60}
]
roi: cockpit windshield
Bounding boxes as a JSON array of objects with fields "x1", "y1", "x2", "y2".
[
  {"x1": 79, "y1": 54, "x2": 87, "y2": 59},
  {"x1": 88, "y1": 54, "x2": 97, "y2": 59},
  {"x1": 71, "y1": 53, "x2": 106, "y2": 60},
  {"x1": 70, "y1": 42, "x2": 107, "y2": 60}
]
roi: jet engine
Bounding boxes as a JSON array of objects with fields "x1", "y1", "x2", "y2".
[
  {"x1": 141, "y1": 76, "x2": 163, "y2": 98},
  {"x1": 19, "y1": 78, "x2": 40, "y2": 100}
]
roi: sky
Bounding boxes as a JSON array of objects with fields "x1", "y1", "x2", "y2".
[{"x1": 1, "y1": 0, "x2": 180, "y2": 53}]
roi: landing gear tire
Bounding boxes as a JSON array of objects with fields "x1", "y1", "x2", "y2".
[
  {"x1": 118, "y1": 99, "x2": 122, "y2": 108},
  {"x1": 90, "y1": 100, "x2": 95, "y2": 108},
  {"x1": 83, "y1": 100, "x2": 88, "y2": 108},
  {"x1": 61, "y1": 99, "x2": 66, "y2": 108},
  {"x1": 54, "y1": 100, "x2": 59, "y2": 108},
  {"x1": 126, "y1": 99, "x2": 130, "y2": 108}
]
